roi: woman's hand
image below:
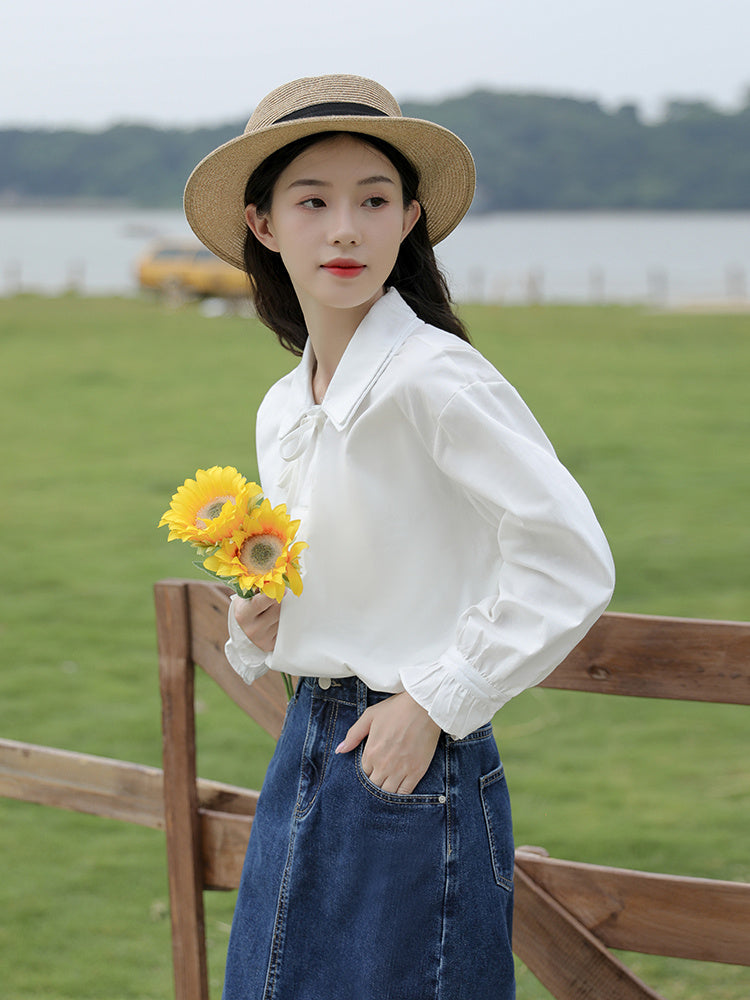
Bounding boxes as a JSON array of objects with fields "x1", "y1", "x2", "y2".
[
  {"x1": 232, "y1": 593, "x2": 281, "y2": 652},
  {"x1": 335, "y1": 691, "x2": 441, "y2": 795}
]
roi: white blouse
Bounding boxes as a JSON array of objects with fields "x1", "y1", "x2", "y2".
[{"x1": 226, "y1": 288, "x2": 615, "y2": 738}]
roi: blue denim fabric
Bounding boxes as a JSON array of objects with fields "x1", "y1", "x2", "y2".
[{"x1": 223, "y1": 677, "x2": 515, "y2": 1000}]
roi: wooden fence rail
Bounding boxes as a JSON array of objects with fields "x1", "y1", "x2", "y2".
[{"x1": 1, "y1": 578, "x2": 748, "y2": 1000}]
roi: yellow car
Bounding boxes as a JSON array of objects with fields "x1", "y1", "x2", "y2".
[{"x1": 136, "y1": 240, "x2": 250, "y2": 300}]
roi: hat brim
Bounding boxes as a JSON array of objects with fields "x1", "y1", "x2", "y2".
[{"x1": 183, "y1": 115, "x2": 476, "y2": 271}]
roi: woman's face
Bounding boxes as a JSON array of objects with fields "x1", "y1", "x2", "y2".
[{"x1": 245, "y1": 134, "x2": 420, "y2": 321}]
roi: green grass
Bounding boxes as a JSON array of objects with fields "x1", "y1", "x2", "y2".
[{"x1": 0, "y1": 294, "x2": 748, "y2": 999}]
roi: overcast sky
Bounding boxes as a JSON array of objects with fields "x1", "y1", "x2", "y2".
[{"x1": 3, "y1": 0, "x2": 748, "y2": 129}]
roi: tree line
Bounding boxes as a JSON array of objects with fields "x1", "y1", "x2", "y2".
[{"x1": 1, "y1": 90, "x2": 749, "y2": 211}]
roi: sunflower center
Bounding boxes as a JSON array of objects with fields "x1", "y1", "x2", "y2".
[
  {"x1": 240, "y1": 534, "x2": 284, "y2": 574},
  {"x1": 196, "y1": 495, "x2": 234, "y2": 528}
]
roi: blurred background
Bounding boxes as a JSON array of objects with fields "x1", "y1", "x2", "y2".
[{"x1": 2, "y1": 0, "x2": 750, "y2": 306}]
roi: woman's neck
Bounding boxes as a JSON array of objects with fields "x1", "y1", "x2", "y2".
[{"x1": 302, "y1": 291, "x2": 384, "y2": 404}]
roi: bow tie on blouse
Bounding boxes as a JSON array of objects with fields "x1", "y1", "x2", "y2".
[{"x1": 277, "y1": 407, "x2": 328, "y2": 502}]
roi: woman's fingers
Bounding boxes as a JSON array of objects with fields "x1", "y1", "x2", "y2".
[
  {"x1": 335, "y1": 713, "x2": 372, "y2": 755},
  {"x1": 336, "y1": 693, "x2": 441, "y2": 795},
  {"x1": 232, "y1": 593, "x2": 281, "y2": 652}
]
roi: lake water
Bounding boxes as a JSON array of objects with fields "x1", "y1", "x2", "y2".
[{"x1": 1, "y1": 206, "x2": 749, "y2": 306}]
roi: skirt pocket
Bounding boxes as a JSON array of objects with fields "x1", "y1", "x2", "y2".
[
  {"x1": 353, "y1": 742, "x2": 448, "y2": 806},
  {"x1": 479, "y1": 765, "x2": 514, "y2": 891}
]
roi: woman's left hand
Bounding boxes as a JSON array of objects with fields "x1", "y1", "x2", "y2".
[{"x1": 335, "y1": 692, "x2": 441, "y2": 795}]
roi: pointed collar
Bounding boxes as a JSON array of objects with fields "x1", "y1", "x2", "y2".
[{"x1": 277, "y1": 288, "x2": 422, "y2": 438}]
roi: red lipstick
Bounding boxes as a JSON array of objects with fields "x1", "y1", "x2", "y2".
[{"x1": 322, "y1": 258, "x2": 365, "y2": 278}]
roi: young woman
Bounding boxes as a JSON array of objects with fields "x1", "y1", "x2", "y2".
[{"x1": 184, "y1": 74, "x2": 615, "y2": 1000}]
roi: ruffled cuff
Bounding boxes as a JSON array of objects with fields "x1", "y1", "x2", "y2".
[
  {"x1": 400, "y1": 647, "x2": 507, "y2": 740},
  {"x1": 224, "y1": 595, "x2": 270, "y2": 685}
]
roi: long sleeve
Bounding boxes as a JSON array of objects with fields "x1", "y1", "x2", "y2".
[{"x1": 399, "y1": 376, "x2": 615, "y2": 738}]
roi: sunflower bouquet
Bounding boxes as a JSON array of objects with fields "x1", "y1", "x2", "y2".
[{"x1": 159, "y1": 466, "x2": 306, "y2": 695}]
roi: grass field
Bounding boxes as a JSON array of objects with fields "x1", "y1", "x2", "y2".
[{"x1": 0, "y1": 293, "x2": 748, "y2": 999}]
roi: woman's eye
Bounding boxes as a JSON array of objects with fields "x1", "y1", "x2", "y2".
[
  {"x1": 300, "y1": 197, "x2": 326, "y2": 208},
  {"x1": 364, "y1": 196, "x2": 387, "y2": 208}
]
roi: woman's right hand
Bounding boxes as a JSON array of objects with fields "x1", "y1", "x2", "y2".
[{"x1": 232, "y1": 593, "x2": 281, "y2": 652}]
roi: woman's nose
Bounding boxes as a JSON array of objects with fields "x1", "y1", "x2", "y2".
[{"x1": 329, "y1": 206, "x2": 360, "y2": 245}]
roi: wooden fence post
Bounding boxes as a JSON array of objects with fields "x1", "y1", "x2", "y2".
[{"x1": 156, "y1": 581, "x2": 209, "y2": 1000}]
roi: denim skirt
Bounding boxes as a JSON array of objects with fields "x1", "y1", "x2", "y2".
[{"x1": 223, "y1": 676, "x2": 516, "y2": 1000}]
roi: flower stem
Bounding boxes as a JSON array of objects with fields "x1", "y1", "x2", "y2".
[{"x1": 282, "y1": 673, "x2": 295, "y2": 701}]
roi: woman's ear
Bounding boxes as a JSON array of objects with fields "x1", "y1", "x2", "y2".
[
  {"x1": 245, "y1": 205, "x2": 280, "y2": 253},
  {"x1": 400, "y1": 200, "x2": 421, "y2": 242}
]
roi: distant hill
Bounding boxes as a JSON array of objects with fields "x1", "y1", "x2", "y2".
[{"x1": 1, "y1": 90, "x2": 749, "y2": 211}]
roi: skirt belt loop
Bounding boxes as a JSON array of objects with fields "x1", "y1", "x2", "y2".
[{"x1": 356, "y1": 677, "x2": 369, "y2": 715}]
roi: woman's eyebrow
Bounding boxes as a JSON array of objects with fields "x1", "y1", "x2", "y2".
[
  {"x1": 358, "y1": 175, "x2": 395, "y2": 186},
  {"x1": 286, "y1": 178, "x2": 330, "y2": 189}
]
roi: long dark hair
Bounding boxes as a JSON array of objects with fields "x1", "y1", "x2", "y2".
[{"x1": 243, "y1": 131, "x2": 469, "y2": 355}]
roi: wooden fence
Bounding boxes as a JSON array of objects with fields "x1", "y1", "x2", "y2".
[{"x1": 1, "y1": 578, "x2": 748, "y2": 999}]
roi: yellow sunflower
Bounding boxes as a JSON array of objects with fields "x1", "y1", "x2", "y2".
[
  {"x1": 159, "y1": 466, "x2": 262, "y2": 548},
  {"x1": 202, "y1": 499, "x2": 307, "y2": 601}
]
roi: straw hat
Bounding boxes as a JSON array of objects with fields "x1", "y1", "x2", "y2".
[{"x1": 184, "y1": 74, "x2": 476, "y2": 270}]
